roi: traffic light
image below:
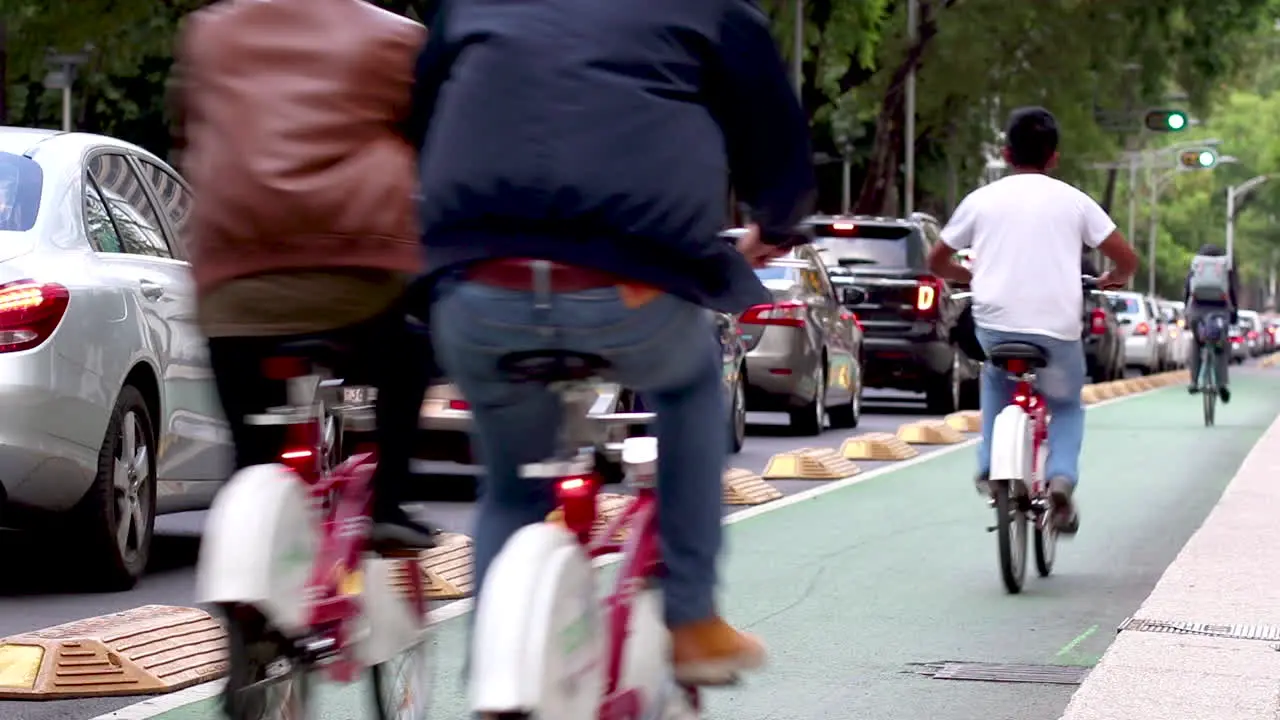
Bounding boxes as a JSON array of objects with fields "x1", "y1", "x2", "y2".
[
  {"x1": 1178, "y1": 148, "x2": 1218, "y2": 170},
  {"x1": 1144, "y1": 109, "x2": 1189, "y2": 132}
]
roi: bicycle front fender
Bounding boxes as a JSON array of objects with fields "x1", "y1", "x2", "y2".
[
  {"x1": 989, "y1": 405, "x2": 1033, "y2": 484},
  {"x1": 195, "y1": 463, "x2": 316, "y2": 636}
]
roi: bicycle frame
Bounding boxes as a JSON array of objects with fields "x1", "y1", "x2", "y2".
[
  {"x1": 556, "y1": 471, "x2": 667, "y2": 719},
  {"x1": 1004, "y1": 358, "x2": 1049, "y2": 493},
  {"x1": 1198, "y1": 342, "x2": 1221, "y2": 389}
]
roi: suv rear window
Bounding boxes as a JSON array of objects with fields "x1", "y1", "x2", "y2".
[
  {"x1": 813, "y1": 223, "x2": 917, "y2": 268},
  {"x1": 0, "y1": 152, "x2": 42, "y2": 232},
  {"x1": 1111, "y1": 295, "x2": 1143, "y2": 315}
]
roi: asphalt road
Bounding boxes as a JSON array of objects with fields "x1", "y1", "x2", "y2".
[{"x1": 0, "y1": 388, "x2": 953, "y2": 720}]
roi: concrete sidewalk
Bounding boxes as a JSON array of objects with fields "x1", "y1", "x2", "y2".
[{"x1": 1060, "y1": 405, "x2": 1280, "y2": 719}]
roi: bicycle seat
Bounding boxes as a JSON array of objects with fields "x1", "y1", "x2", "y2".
[
  {"x1": 988, "y1": 342, "x2": 1048, "y2": 370},
  {"x1": 497, "y1": 350, "x2": 611, "y2": 384}
]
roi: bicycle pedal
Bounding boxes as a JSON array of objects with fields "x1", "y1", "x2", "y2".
[{"x1": 986, "y1": 525, "x2": 997, "y2": 533}]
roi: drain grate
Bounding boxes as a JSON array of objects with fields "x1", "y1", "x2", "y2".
[
  {"x1": 904, "y1": 661, "x2": 1089, "y2": 685},
  {"x1": 1118, "y1": 617, "x2": 1280, "y2": 642}
]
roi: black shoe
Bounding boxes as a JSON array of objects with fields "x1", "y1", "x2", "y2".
[
  {"x1": 1047, "y1": 476, "x2": 1080, "y2": 535},
  {"x1": 370, "y1": 507, "x2": 440, "y2": 551},
  {"x1": 1187, "y1": 384, "x2": 1199, "y2": 394},
  {"x1": 1219, "y1": 386, "x2": 1231, "y2": 404}
]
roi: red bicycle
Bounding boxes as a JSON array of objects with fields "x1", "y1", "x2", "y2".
[
  {"x1": 468, "y1": 349, "x2": 700, "y2": 720},
  {"x1": 197, "y1": 342, "x2": 433, "y2": 720},
  {"x1": 981, "y1": 275, "x2": 1098, "y2": 594}
]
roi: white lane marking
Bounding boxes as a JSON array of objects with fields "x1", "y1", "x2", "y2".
[{"x1": 95, "y1": 384, "x2": 1161, "y2": 720}]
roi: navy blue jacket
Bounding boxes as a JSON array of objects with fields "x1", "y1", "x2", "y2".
[{"x1": 408, "y1": 0, "x2": 816, "y2": 313}]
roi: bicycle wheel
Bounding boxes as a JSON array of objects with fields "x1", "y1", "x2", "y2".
[
  {"x1": 1202, "y1": 386, "x2": 1216, "y2": 426},
  {"x1": 992, "y1": 480, "x2": 1027, "y2": 594},
  {"x1": 1032, "y1": 447, "x2": 1056, "y2": 577},
  {"x1": 371, "y1": 634, "x2": 434, "y2": 720},
  {"x1": 221, "y1": 604, "x2": 310, "y2": 720}
]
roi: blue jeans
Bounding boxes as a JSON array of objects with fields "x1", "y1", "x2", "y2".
[
  {"x1": 976, "y1": 328, "x2": 1086, "y2": 486},
  {"x1": 431, "y1": 280, "x2": 726, "y2": 625}
]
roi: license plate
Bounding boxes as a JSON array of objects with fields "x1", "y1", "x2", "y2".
[{"x1": 343, "y1": 387, "x2": 372, "y2": 404}]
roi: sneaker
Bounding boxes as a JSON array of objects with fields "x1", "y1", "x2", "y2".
[
  {"x1": 1219, "y1": 386, "x2": 1231, "y2": 404},
  {"x1": 1187, "y1": 384, "x2": 1199, "y2": 394},
  {"x1": 1047, "y1": 476, "x2": 1080, "y2": 535},
  {"x1": 975, "y1": 471, "x2": 991, "y2": 498},
  {"x1": 670, "y1": 616, "x2": 766, "y2": 686},
  {"x1": 370, "y1": 506, "x2": 440, "y2": 551}
]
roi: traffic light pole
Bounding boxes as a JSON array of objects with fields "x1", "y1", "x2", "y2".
[{"x1": 1226, "y1": 175, "x2": 1270, "y2": 268}]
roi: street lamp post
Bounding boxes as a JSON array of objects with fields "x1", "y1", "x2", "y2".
[
  {"x1": 903, "y1": 0, "x2": 918, "y2": 216},
  {"x1": 1226, "y1": 174, "x2": 1271, "y2": 268},
  {"x1": 43, "y1": 50, "x2": 89, "y2": 132},
  {"x1": 792, "y1": 0, "x2": 803, "y2": 94}
]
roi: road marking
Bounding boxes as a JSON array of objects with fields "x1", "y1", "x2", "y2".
[
  {"x1": 95, "y1": 384, "x2": 1164, "y2": 720},
  {"x1": 1056, "y1": 624, "x2": 1099, "y2": 658}
]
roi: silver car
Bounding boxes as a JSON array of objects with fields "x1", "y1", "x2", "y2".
[
  {"x1": 0, "y1": 129, "x2": 228, "y2": 589},
  {"x1": 1106, "y1": 290, "x2": 1161, "y2": 374}
]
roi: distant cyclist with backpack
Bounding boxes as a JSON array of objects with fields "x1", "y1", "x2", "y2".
[{"x1": 1185, "y1": 244, "x2": 1239, "y2": 402}]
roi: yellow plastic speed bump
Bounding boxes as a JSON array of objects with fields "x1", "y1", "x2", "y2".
[
  {"x1": 0, "y1": 605, "x2": 227, "y2": 699},
  {"x1": 1081, "y1": 385, "x2": 1100, "y2": 404},
  {"x1": 840, "y1": 432, "x2": 919, "y2": 460},
  {"x1": 722, "y1": 468, "x2": 782, "y2": 505},
  {"x1": 896, "y1": 420, "x2": 965, "y2": 445},
  {"x1": 412, "y1": 532, "x2": 476, "y2": 600},
  {"x1": 944, "y1": 410, "x2": 981, "y2": 433},
  {"x1": 762, "y1": 447, "x2": 860, "y2": 479},
  {"x1": 546, "y1": 493, "x2": 632, "y2": 543},
  {"x1": 1093, "y1": 382, "x2": 1116, "y2": 399}
]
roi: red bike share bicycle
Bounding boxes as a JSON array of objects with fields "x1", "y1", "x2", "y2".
[{"x1": 197, "y1": 341, "x2": 433, "y2": 720}]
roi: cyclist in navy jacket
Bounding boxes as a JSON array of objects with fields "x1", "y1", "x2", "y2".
[{"x1": 410, "y1": 0, "x2": 815, "y2": 685}]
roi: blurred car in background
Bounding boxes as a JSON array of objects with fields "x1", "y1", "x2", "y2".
[
  {"x1": 1229, "y1": 322, "x2": 1249, "y2": 364},
  {"x1": 813, "y1": 213, "x2": 979, "y2": 414},
  {"x1": 723, "y1": 232, "x2": 864, "y2": 435},
  {"x1": 1084, "y1": 289, "x2": 1125, "y2": 381},
  {"x1": 1157, "y1": 299, "x2": 1192, "y2": 369},
  {"x1": 1265, "y1": 318, "x2": 1279, "y2": 353},
  {"x1": 1106, "y1": 290, "x2": 1161, "y2": 375},
  {"x1": 1239, "y1": 309, "x2": 1264, "y2": 357}
]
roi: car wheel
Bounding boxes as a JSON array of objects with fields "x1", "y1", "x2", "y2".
[
  {"x1": 926, "y1": 349, "x2": 961, "y2": 415},
  {"x1": 67, "y1": 384, "x2": 157, "y2": 590},
  {"x1": 828, "y1": 367, "x2": 861, "y2": 430},
  {"x1": 728, "y1": 371, "x2": 747, "y2": 453},
  {"x1": 789, "y1": 363, "x2": 825, "y2": 436}
]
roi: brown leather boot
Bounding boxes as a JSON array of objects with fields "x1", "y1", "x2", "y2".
[{"x1": 669, "y1": 616, "x2": 766, "y2": 686}]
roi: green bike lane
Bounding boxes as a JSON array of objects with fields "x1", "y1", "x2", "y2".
[{"x1": 145, "y1": 370, "x2": 1280, "y2": 720}]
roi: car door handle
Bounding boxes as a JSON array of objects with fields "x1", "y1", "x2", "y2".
[{"x1": 139, "y1": 280, "x2": 165, "y2": 300}]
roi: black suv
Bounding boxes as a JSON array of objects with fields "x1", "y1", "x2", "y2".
[{"x1": 816, "y1": 213, "x2": 981, "y2": 413}]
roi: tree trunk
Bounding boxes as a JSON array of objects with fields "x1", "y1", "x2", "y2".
[{"x1": 852, "y1": 0, "x2": 959, "y2": 216}]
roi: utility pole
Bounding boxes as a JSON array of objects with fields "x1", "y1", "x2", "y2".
[
  {"x1": 903, "y1": 0, "x2": 918, "y2": 216},
  {"x1": 1147, "y1": 166, "x2": 1159, "y2": 296},
  {"x1": 1124, "y1": 154, "x2": 1137, "y2": 277},
  {"x1": 1226, "y1": 174, "x2": 1271, "y2": 268}
]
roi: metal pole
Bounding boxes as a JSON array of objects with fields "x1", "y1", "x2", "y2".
[
  {"x1": 903, "y1": 0, "x2": 918, "y2": 216},
  {"x1": 792, "y1": 0, "x2": 803, "y2": 94},
  {"x1": 1226, "y1": 185, "x2": 1235, "y2": 268},
  {"x1": 841, "y1": 159, "x2": 851, "y2": 214},
  {"x1": 1125, "y1": 154, "x2": 1137, "y2": 274},
  {"x1": 1147, "y1": 171, "x2": 1159, "y2": 296},
  {"x1": 60, "y1": 81, "x2": 71, "y2": 132}
]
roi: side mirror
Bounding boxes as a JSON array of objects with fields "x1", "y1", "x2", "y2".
[{"x1": 838, "y1": 286, "x2": 867, "y2": 305}]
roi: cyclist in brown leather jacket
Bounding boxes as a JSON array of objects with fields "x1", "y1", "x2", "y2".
[{"x1": 173, "y1": 0, "x2": 436, "y2": 547}]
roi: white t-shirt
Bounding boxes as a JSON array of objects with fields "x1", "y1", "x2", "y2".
[{"x1": 941, "y1": 173, "x2": 1116, "y2": 341}]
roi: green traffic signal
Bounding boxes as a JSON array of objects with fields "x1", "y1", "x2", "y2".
[
  {"x1": 1179, "y1": 149, "x2": 1217, "y2": 169},
  {"x1": 1144, "y1": 109, "x2": 1189, "y2": 132}
]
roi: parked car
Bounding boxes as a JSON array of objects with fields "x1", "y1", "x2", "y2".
[
  {"x1": 0, "y1": 128, "x2": 230, "y2": 589},
  {"x1": 1083, "y1": 289, "x2": 1125, "y2": 381},
  {"x1": 1239, "y1": 309, "x2": 1264, "y2": 357},
  {"x1": 725, "y1": 238, "x2": 863, "y2": 435},
  {"x1": 1265, "y1": 318, "x2": 1280, "y2": 353},
  {"x1": 1229, "y1": 322, "x2": 1250, "y2": 364},
  {"x1": 1157, "y1": 300, "x2": 1193, "y2": 369},
  {"x1": 1106, "y1": 290, "x2": 1161, "y2": 375},
  {"x1": 815, "y1": 213, "x2": 979, "y2": 414}
]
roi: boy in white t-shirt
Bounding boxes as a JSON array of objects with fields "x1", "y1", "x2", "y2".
[{"x1": 926, "y1": 107, "x2": 1139, "y2": 533}]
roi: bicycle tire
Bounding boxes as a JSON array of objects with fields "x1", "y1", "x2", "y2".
[
  {"x1": 370, "y1": 633, "x2": 434, "y2": 720},
  {"x1": 1203, "y1": 387, "x2": 1215, "y2": 426},
  {"x1": 220, "y1": 604, "x2": 310, "y2": 720},
  {"x1": 993, "y1": 480, "x2": 1026, "y2": 594},
  {"x1": 1033, "y1": 522, "x2": 1057, "y2": 577}
]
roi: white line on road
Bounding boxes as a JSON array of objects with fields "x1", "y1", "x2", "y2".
[{"x1": 93, "y1": 384, "x2": 1161, "y2": 720}]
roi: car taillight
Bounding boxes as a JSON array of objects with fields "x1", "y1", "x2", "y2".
[
  {"x1": 1231, "y1": 335, "x2": 1243, "y2": 344},
  {"x1": 840, "y1": 309, "x2": 863, "y2": 331},
  {"x1": 447, "y1": 399, "x2": 470, "y2": 411},
  {"x1": 280, "y1": 447, "x2": 316, "y2": 478},
  {"x1": 0, "y1": 280, "x2": 70, "y2": 353},
  {"x1": 915, "y1": 276, "x2": 940, "y2": 317},
  {"x1": 1133, "y1": 321, "x2": 1150, "y2": 336},
  {"x1": 1248, "y1": 330, "x2": 1259, "y2": 340},
  {"x1": 740, "y1": 300, "x2": 806, "y2": 327},
  {"x1": 1089, "y1": 308, "x2": 1107, "y2": 335}
]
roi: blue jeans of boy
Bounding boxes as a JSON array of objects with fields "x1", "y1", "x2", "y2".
[
  {"x1": 975, "y1": 327, "x2": 1087, "y2": 485},
  {"x1": 431, "y1": 280, "x2": 726, "y2": 625}
]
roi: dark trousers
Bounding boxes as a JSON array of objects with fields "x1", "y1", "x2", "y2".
[
  {"x1": 1187, "y1": 304, "x2": 1231, "y2": 389},
  {"x1": 206, "y1": 302, "x2": 433, "y2": 513}
]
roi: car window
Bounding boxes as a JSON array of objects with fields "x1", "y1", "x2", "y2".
[
  {"x1": 87, "y1": 153, "x2": 173, "y2": 259},
  {"x1": 136, "y1": 159, "x2": 192, "y2": 259},
  {"x1": 754, "y1": 267, "x2": 790, "y2": 281},
  {"x1": 0, "y1": 152, "x2": 43, "y2": 232},
  {"x1": 813, "y1": 223, "x2": 921, "y2": 268},
  {"x1": 1110, "y1": 295, "x2": 1143, "y2": 315},
  {"x1": 83, "y1": 175, "x2": 124, "y2": 253}
]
